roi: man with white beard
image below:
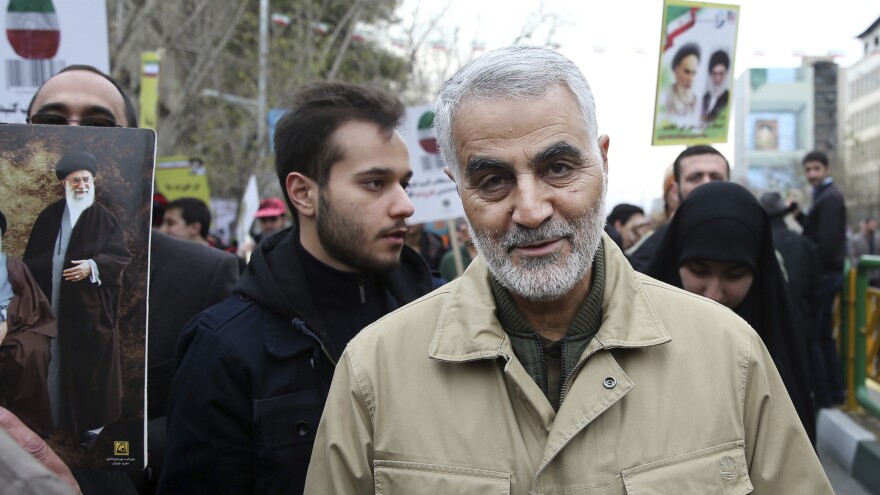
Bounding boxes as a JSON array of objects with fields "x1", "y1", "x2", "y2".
[
  {"x1": 24, "y1": 151, "x2": 130, "y2": 446},
  {"x1": 305, "y1": 46, "x2": 832, "y2": 494}
]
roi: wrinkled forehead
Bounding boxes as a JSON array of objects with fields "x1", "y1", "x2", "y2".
[
  {"x1": 30, "y1": 70, "x2": 127, "y2": 124},
  {"x1": 64, "y1": 169, "x2": 94, "y2": 180}
]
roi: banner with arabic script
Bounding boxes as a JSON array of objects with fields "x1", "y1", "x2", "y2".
[
  {"x1": 652, "y1": 0, "x2": 740, "y2": 146},
  {"x1": 399, "y1": 104, "x2": 463, "y2": 225}
]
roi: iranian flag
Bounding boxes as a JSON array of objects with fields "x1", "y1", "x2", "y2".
[
  {"x1": 664, "y1": 6, "x2": 697, "y2": 52},
  {"x1": 271, "y1": 13, "x2": 290, "y2": 27},
  {"x1": 417, "y1": 111, "x2": 438, "y2": 154},
  {"x1": 6, "y1": 0, "x2": 59, "y2": 59}
]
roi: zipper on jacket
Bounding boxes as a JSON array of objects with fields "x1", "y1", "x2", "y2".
[
  {"x1": 358, "y1": 277, "x2": 366, "y2": 304},
  {"x1": 534, "y1": 334, "x2": 549, "y2": 397},
  {"x1": 559, "y1": 344, "x2": 599, "y2": 410},
  {"x1": 292, "y1": 318, "x2": 337, "y2": 366},
  {"x1": 533, "y1": 344, "x2": 605, "y2": 489}
]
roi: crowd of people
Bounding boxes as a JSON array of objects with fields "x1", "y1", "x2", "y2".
[{"x1": 0, "y1": 45, "x2": 846, "y2": 494}]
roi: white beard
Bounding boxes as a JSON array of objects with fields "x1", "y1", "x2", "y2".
[
  {"x1": 65, "y1": 185, "x2": 95, "y2": 227},
  {"x1": 470, "y1": 175, "x2": 608, "y2": 303}
]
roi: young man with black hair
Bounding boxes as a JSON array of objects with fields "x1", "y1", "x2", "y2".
[
  {"x1": 158, "y1": 81, "x2": 434, "y2": 493},
  {"x1": 628, "y1": 145, "x2": 729, "y2": 271},
  {"x1": 605, "y1": 203, "x2": 646, "y2": 251},
  {"x1": 798, "y1": 150, "x2": 847, "y2": 407},
  {"x1": 160, "y1": 197, "x2": 212, "y2": 246}
]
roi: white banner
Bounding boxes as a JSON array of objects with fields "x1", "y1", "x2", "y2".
[
  {"x1": 236, "y1": 174, "x2": 260, "y2": 245},
  {"x1": 399, "y1": 104, "x2": 464, "y2": 225},
  {"x1": 0, "y1": 0, "x2": 109, "y2": 123}
]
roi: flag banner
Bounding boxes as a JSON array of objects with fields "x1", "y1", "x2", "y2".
[
  {"x1": 0, "y1": 123, "x2": 155, "y2": 475},
  {"x1": 0, "y1": 0, "x2": 109, "y2": 124},
  {"x1": 139, "y1": 51, "x2": 160, "y2": 130},
  {"x1": 235, "y1": 174, "x2": 259, "y2": 247},
  {"x1": 270, "y1": 13, "x2": 290, "y2": 27},
  {"x1": 6, "y1": 0, "x2": 60, "y2": 59},
  {"x1": 154, "y1": 156, "x2": 211, "y2": 206},
  {"x1": 399, "y1": 105, "x2": 464, "y2": 225},
  {"x1": 652, "y1": 0, "x2": 739, "y2": 146}
]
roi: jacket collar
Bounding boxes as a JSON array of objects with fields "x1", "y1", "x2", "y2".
[
  {"x1": 428, "y1": 234, "x2": 671, "y2": 362},
  {"x1": 242, "y1": 227, "x2": 434, "y2": 360}
]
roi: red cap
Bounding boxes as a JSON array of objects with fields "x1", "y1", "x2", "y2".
[{"x1": 254, "y1": 197, "x2": 286, "y2": 218}]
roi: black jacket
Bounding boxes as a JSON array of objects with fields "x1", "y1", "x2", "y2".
[
  {"x1": 799, "y1": 181, "x2": 847, "y2": 273},
  {"x1": 627, "y1": 223, "x2": 668, "y2": 273},
  {"x1": 769, "y1": 217, "x2": 821, "y2": 331},
  {"x1": 157, "y1": 227, "x2": 433, "y2": 494}
]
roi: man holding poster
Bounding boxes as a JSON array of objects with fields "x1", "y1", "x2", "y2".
[{"x1": 653, "y1": 0, "x2": 739, "y2": 146}]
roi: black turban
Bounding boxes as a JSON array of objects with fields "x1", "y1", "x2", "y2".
[{"x1": 55, "y1": 151, "x2": 97, "y2": 180}]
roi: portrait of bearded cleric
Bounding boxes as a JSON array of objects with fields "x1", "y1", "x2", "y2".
[{"x1": 0, "y1": 124, "x2": 154, "y2": 474}]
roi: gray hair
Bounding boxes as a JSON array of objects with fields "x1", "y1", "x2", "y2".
[{"x1": 433, "y1": 45, "x2": 599, "y2": 183}]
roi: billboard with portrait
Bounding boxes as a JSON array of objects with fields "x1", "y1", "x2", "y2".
[
  {"x1": 652, "y1": 0, "x2": 740, "y2": 146},
  {"x1": 0, "y1": 124, "x2": 154, "y2": 476}
]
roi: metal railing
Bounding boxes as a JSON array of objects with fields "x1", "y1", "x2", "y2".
[{"x1": 841, "y1": 255, "x2": 880, "y2": 418}]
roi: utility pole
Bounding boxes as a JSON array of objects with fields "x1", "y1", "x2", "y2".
[{"x1": 258, "y1": 0, "x2": 269, "y2": 161}]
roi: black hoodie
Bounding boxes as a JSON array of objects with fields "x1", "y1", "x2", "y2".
[{"x1": 159, "y1": 227, "x2": 433, "y2": 494}]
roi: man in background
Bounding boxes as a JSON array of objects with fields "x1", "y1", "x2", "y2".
[
  {"x1": 628, "y1": 145, "x2": 729, "y2": 271},
  {"x1": 160, "y1": 197, "x2": 212, "y2": 246},
  {"x1": 760, "y1": 190, "x2": 820, "y2": 368},
  {"x1": 439, "y1": 218, "x2": 477, "y2": 281},
  {"x1": 605, "y1": 203, "x2": 647, "y2": 252},
  {"x1": 26, "y1": 64, "x2": 239, "y2": 491},
  {"x1": 799, "y1": 150, "x2": 847, "y2": 407},
  {"x1": 252, "y1": 197, "x2": 288, "y2": 243},
  {"x1": 159, "y1": 81, "x2": 433, "y2": 493},
  {"x1": 850, "y1": 216, "x2": 880, "y2": 286},
  {"x1": 404, "y1": 223, "x2": 448, "y2": 276}
]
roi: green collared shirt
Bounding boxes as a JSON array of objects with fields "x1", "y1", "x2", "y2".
[{"x1": 491, "y1": 243, "x2": 605, "y2": 411}]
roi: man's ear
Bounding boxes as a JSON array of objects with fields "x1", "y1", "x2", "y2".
[
  {"x1": 443, "y1": 166, "x2": 455, "y2": 184},
  {"x1": 187, "y1": 221, "x2": 203, "y2": 239},
  {"x1": 444, "y1": 167, "x2": 462, "y2": 198},
  {"x1": 286, "y1": 172, "x2": 318, "y2": 219},
  {"x1": 598, "y1": 135, "x2": 610, "y2": 175}
]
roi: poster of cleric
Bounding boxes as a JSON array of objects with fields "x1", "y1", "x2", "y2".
[
  {"x1": 652, "y1": 0, "x2": 739, "y2": 146},
  {"x1": 0, "y1": 124, "x2": 154, "y2": 473}
]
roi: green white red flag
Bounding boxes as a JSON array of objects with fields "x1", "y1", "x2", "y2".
[
  {"x1": 417, "y1": 111, "x2": 438, "y2": 154},
  {"x1": 6, "y1": 0, "x2": 60, "y2": 59}
]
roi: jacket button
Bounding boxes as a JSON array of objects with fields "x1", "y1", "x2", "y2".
[
  {"x1": 603, "y1": 377, "x2": 616, "y2": 389},
  {"x1": 295, "y1": 421, "x2": 310, "y2": 437}
]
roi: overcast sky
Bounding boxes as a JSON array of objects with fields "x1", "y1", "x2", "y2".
[{"x1": 397, "y1": 0, "x2": 878, "y2": 213}]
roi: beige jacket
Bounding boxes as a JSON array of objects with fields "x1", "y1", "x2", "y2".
[{"x1": 306, "y1": 237, "x2": 832, "y2": 494}]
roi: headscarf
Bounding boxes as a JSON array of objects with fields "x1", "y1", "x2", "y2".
[{"x1": 645, "y1": 181, "x2": 815, "y2": 442}]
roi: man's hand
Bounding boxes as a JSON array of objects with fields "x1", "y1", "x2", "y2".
[
  {"x1": 0, "y1": 407, "x2": 82, "y2": 494},
  {"x1": 0, "y1": 320, "x2": 6, "y2": 345},
  {"x1": 62, "y1": 260, "x2": 92, "y2": 283}
]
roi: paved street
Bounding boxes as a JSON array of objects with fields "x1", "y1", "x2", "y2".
[{"x1": 821, "y1": 446, "x2": 874, "y2": 494}]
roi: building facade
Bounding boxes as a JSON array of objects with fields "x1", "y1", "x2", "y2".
[{"x1": 842, "y1": 17, "x2": 880, "y2": 223}]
